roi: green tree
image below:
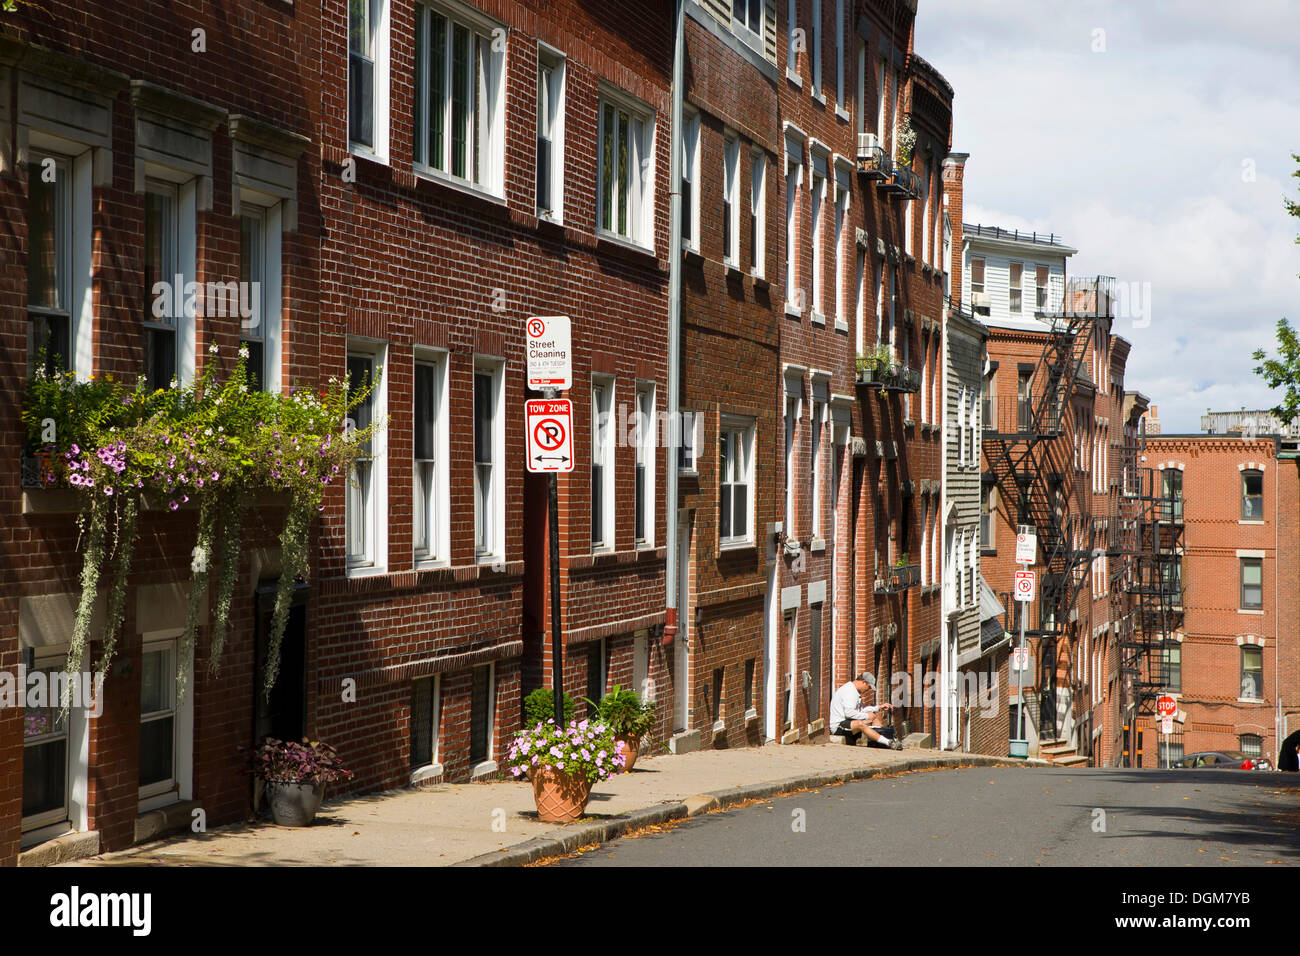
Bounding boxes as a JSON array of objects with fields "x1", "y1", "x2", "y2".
[{"x1": 1251, "y1": 154, "x2": 1300, "y2": 424}]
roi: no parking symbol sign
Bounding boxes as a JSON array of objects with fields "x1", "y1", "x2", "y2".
[{"x1": 525, "y1": 399, "x2": 574, "y2": 473}]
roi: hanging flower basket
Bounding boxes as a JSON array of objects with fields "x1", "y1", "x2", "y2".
[{"x1": 20, "y1": 349, "x2": 380, "y2": 703}]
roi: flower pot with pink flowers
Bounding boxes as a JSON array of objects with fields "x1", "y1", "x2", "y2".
[{"x1": 506, "y1": 719, "x2": 626, "y2": 823}]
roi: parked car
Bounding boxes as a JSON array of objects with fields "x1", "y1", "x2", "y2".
[{"x1": 1173, "y1": 750, "x2": 1272, "y2": 770}]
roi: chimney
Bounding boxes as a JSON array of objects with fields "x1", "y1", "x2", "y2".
[{"x1": 942, "y1": 152, "x2": 969, "y2": 310}]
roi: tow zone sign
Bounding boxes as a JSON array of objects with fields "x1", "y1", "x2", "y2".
[{"x1": 526, "y1": 399, "x2": 574, "y2": 473}]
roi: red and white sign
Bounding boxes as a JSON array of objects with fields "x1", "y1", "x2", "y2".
[
  {"x1": 1013, "y1": 569, "x2": 1036, "y2": 602},
  {"x1": 1156, "y1": 695, "x2": 1177, "y2": 718},
  {"x1": 1015, "y1": 529, "x2": 1037, "y2": 565},
  {"x1": 1012, "y1": 648, "x2": 1029, "y2": 671},
  {"x1": 1161, "y1": 718, "x2": 1174, "y2": 735},
  {"x1": 525, "y1": 398, "x2": 574, "y2": 473},
  {"x1": 525, "y1": 315, "x2": 572, "y2": 391}
]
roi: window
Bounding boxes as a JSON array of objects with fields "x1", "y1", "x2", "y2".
[
  {"x1": 808, "y1": 603, "x2": 823, "y2": 721},
  {"x1": 744, "y1": 658, "x2": 756, "y2": 712},
  {"x1": 414, "y1": 3, "x2": 505, "y2": 191},
  {"x1": 783, "y1": 610, "x2": 796, "y2": 730},
  {"x1": 920, "y1": 497, "x2": 929, "y2": 585},
  {"x1": 474, "y1": 361, "x2": 503, "y2": 561},
  {"x1": 750, "y1": 150, "x2": 766, "y2": 276},
  {"x1": 957, "y1": 387, "x2": 966, "y2": 467},
  {"x1": 1159, "y1": 741, "x2": 1183, "y2": 769},
  {"x1": 634, "y1": 384, "x2": 655, "y2": 546},
  {"x1": 23, "y1": 648, "x2": 70, "y2": 830},
  {"x1": 784, "y1": 394, "x2": 799, "y2": 535},
  {"x1": 1009, "y1": 262, "x2": 1022, "y2": 314},
  {"x1": 682, "y1": 110, "x2": 700, "y2": 250},
  {"x1": 970, "y1": 532, "x2": 978, "y2": 606},
  {"x1": 587, "y1": 639, "x2": 607, "y2": 709},
  {"x1": 144, "y1": 180, "x2": 180, "y2": 391},
  {"x1": 1161, "y1": 642, "x2": 1181, "y2": 693},
  {"x1": 410, "y1": 676, "x2": 440, "y2": 769},
  {"x1": 238, "y1": 205, "x2": 283, "y2": 391},
  {"x1": 1161, "y1": 468, "x2": 1183, "y2": 522},
  {"x1": 1240, "y1": 645, "x2": 1263, "y2": 699},
  {"x1": 597, "y1": 90, "x2": 655, "y2": 247},
  {"x1": 785, "y1": 139, "x2": 802, "y2": 310},
  {"x1": 678, "y1": 409, "x2": 701, "y2": 472},
  {"x1": 810, "y1": 400, "x2": 824, "y2": 538},
  {"x1": 970, "y1": 257, "x2": 985, "y2": 295},
  {"x1": 734, "y1": 0, "x2": 763, "y2": 39},
  {"x1": 591, "y1": 377, "x2": 614, "y2": 550},
  {"x1": 834, "y1": 0, "x2": 845, "y2": 109},
  {"x1": 810, "y1": 0, "x2": 822, "y2": 95},
  {"x1": 1242, "y1": 470, "x2": 1263, "y2": 520},
  {"x1": 969, "y1": 389, "x2": 979, "y2": 465},
  {"x1": 833, "y1": 171, "x2": 848, "y2": 326},
  {"x1": 469, "y1": 663, "x2": 494, "y2": 764},
  {"x1": 535, "y1": 48, "x2": 566, "y2": 217},
  {"x1": 719, "y1": 418, "x2": 755, "y2": 545},
  {"x1": 1036, "y1": 265, "x2": 1048, "y2": 310},
  {"x1": 414, "y1": 355, "x2": 448, "y2": 563},
  {"x1": 981, "y1": 486, "x2": 994, "y2": 549},
  {"x1": 27, "y1": 153, "x2": 72, "y2": 377},
  {"x1": 723, "y1": 133, "x2": 740, "y2": 267},
  {"x1": 810, "y1": 166, "x2": 824, "y2": 317},
  {"x1": 350, "y1": 0, "x2": 389, "y2": 154},
  {"x1": 1240, "y1": 558, "x2": 1263, "y2": 610},
  {"x1": 1017, "y1": 370, "x2": 1032, "y2": 432},
  {"x1": 1240, "y1": 734, "x2": 1263, "y2": 759},
  {"x1": 139, "y1": 640, "x2": 178, "y2": 801},
  {"x1": 347, "y1": 350, "x2": 383, "y2": 569}
]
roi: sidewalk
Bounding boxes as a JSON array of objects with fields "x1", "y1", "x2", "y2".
[{"x1": 65, "y1": 743, "x2": 1043, "y2": 867}]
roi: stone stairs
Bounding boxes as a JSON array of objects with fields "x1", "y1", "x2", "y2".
[{"x1": 1038, "y1": 738, "x2": 1089, "y2": 767}]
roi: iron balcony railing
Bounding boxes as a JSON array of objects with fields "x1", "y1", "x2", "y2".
[{"x1": 875, "y1": 563, "x2": 920, "y2": 594}]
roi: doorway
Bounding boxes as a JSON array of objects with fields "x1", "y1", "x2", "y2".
[{"x1": 253, "y1": 582, "x2": 309, "y2": 746}]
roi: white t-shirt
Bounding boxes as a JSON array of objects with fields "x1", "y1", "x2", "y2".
[{"x1": 829, "y1": 681, "x2": 875, "y2": 729}]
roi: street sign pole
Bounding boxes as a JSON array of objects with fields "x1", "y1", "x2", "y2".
[
  {"x1": 545, "y1": 387, "x2": 564, "y2": 724},
  {"x1": 1011, "y1": 525, "x2": 1036, "y2": 758}
]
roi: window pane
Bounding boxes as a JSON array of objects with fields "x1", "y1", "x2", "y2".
[
  {"x1": 23, "y1": 738, "x2": 67, "y2": 818},
  {"x1": 144, "y1": 189, "x2": 175, "y2": 324},
  {"x1": 474, "y1": 372, "x2": 492, "y2": 464},
  {"x1": 414, "y1": 363, "x2": 436, "y2": 460},
  {"x1": 428, "y1": 13, "x2": 447, "y2": 168},
  {"x1": 601, "y1": 104, "x2": 614, "y2": 231},
  {"x1": 141, "y1": 648, "x2": 172, "y2": 715},
  {"x1": 410, "y1": 678, "x2": 434, "y2": 768},
  {"x1": 139, "y1": 716, "x2": 175, "y2": 787},
  {"x1": 617, "y1": 113, "x2": 630, "y2": 236},
  {"x1": 27, "y1": 166, "x2": 64, "y2": 311},
  {"x1": 469, "y1": 666, "x2": 490, "y2": 762},
  {"x1": 349, "y1": 52, "x2": 374, "y2": 147},
  {"x1": 451, "y1": 23, "x2": 470, "y2": 178}
]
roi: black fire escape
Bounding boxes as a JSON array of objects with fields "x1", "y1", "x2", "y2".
[
  {"x1": 981, "y1": 278, "x2": 1113, "y2": 743},
  {"x1": 1109, "y1": 440, "x2": 1185, "y2": 766}
]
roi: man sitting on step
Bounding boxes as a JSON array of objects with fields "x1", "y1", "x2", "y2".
[{"x1": 830, "y1": 673, "x2": 902, "y2": 750}]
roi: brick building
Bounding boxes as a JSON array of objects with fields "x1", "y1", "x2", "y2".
[
  {"x1": 2, "y1": 0, "x2": 680, "y2": 867},
  {"x1": 1125, "y1": 433, "x2": 1300, "y2": 768}
]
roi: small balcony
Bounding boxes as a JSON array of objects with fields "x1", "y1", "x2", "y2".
[
  {"x1": 875, "y1": 563, "x2": 920, "y2": 594},
  {"x1": 881, "y1": 364, "x2": 921, "y2": 394},
  {"x1": 857, "y1": 134, "x2": 891, "y2": 181},
  {"x1": 879, "y1": 160, "x2": 918, "y2": 198}
]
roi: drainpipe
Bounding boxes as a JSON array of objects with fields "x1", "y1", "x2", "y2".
[{"x1": 664, "y1": 0, "x2": 685, "y2": 648}]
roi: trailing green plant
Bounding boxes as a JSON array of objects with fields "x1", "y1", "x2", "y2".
[
  {"x1": 22, "y1": 346, "x2": 380, "y2": 703},
  {"x1": 896, "y1": 114, "x2": 916, "y2": 165},
  {"x1": 586, "y1": 684, "x2": 655, "y2": 741},
  {"x1": 523, "y1": 687, "x2": 576, "y2": 727},
  {"x1": 895, "y1": 552, "x2": 910, "y2": 567}
]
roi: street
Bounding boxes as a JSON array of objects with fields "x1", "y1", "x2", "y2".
[{"x1": 555, "y1": 767, "x2": 1300, "y2": 867}]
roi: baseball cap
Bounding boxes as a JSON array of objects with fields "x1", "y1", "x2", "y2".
[{"x1": 856, "y1": 672, "x2": 877, "y2": 689}]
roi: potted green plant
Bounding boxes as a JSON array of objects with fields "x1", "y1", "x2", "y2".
[
  {"x1": 506, "y1": 719, "x2": 626, "y2": 823},
  {"x1": 523, "y1": 687, "x2": 576, "y2": 727},
  {"x1": 587, "y1": 684, "x2": 656, "y2": 772},
  {"x1": 252, "y1": 737, "x2": 353, "y2": 827}
]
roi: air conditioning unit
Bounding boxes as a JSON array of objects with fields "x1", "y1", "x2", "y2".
[
  {"x1": 971, "y1": 291, "x2": 990, "y2": 309},
  {"x1": 856, "y1": 132, "x2": 879, "y2": 160}
]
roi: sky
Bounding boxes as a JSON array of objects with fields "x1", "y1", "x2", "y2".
[{"x1": 914, "y1": 0, "x2": 1300, "y2": 433}]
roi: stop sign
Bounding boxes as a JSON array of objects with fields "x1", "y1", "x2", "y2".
[{"x1": 1156, "y1": 695, "x2": 1177, "y2": 717}]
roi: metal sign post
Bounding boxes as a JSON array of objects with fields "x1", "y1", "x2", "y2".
[
  {"x1": 526, "y1": 317, "x2": 574, "y2": 725},
  {"x1": 1011, "y1": 525, "x2": 1036, "y2": 758}
]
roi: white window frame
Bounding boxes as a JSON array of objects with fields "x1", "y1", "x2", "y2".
[
  {"x1": 731, "y1": 0, "x2": 765, "y2": 56},
  {"x1": 238, "y1": 199, "x2": 285, "y2": 393},
  {"x1": 137, "y1": 631, "x2": 194, "y2": 814},
  {"x1": 678, "y1": 408, "x2": 702, "y2": 474},
  {"x1": 635, "y1": 383, "x2": 656, "y2": 548},
  {"x1": 854, "y1": 247, "x2": 866, "y2": 357},
  {"x1": 414, "y1": 350, "x2": 450, "y2": 566},
  {"x1": 784, "y1": 390, "x2": 801, "y2": 537},
  {"x1": 750, "y1": 148, "x2": 766, "y2": 278},
  {"x1": 412, "y1": 1, "x2": 506, "y2": 195},
  {"x1": 1009, "y1": 261, "x2": 1023, "y2": 314},
  {"x1": 143, "y1": 175, "x2": 198, "y2": 388},
  {"x1": 347, "y1": 343, "x2": 389, "y2": 574},
  {"x1": 21, "y1": 643, "x2": 91, "y2": 839},
  {"x1": 720, "y1": 415, "x2": 756, "y2": 548},
  {"x1": 590, "y1": 375, "x2": 615, "y2": 552},
  {"x1": 811, "y1": 399, "x2": 825, "y2": 539},
  {"x1": 784, "y1": 137, "x2": 804, "y2": 312},
  {"x1": 411, "y1": 674, "x2": 442, "y2": 774},
  {"x1": 535, "y1": 44, "x2": 566, "y2": 220},
  {"x1": 810, "y1": 0, "x2": 823, "y2": 97},
  {"x1": 474, "y1": 358, "x2": 505, "y2": 563},
  {"x1": 682, "y1": 109, "x2": 701, "y2": 253},
  {"x1": 809, "y1": 151, "x2": 828, "y2": 322},
  {"x1": 349, "y1": 0, "x2": 391, "y2": 161},
  {"x1": 723, "y1": 132, "x2": 741, "y2": 268},
  {"x1": 832, "y1": 165, "x2": 850, "y2": 330},
  {"x1": 596, "y1": 86, "x2": 656, "y2": 250},
  {"x1": 835, "y1": 0, "x2": 846, "y2": 110},
  {"x1": 26, "y1": 151, "x2": 74, "y2": 378},
  {"x1": 470, "y1": 662, "x2": 497, "y2": 771}
]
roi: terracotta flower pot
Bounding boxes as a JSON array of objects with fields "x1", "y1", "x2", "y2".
[
  {"x1": 531, "y1": 765, "x2": 593, "y2": 823},
  {"x1": 617, "y1": 735, "x2": 640, "y2": 772}
]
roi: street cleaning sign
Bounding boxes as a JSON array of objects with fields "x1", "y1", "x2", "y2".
[
  {"x1": 525, "y1": 315, "x2": 571, "y2": 391},
  {"x1": 1015, "y1": 526, "x2": 1037, "y2": 564}
]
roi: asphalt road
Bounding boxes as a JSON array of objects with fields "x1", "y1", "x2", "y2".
[{"x1": 555, "y1": 766, "x2": 1300, "y2": 867}]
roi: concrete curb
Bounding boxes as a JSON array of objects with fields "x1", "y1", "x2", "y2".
[{"x1": 460, "y1": 754, "x2": 1046, "y2": 867}]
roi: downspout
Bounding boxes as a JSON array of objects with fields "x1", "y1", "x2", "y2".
[{"x1": 664, "y1": 0, "x2": 685, "y2": 648}]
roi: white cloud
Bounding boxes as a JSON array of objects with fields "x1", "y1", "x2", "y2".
[{"x1": 917, "y1": 0, "x2": 1300, "y2": 430}]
